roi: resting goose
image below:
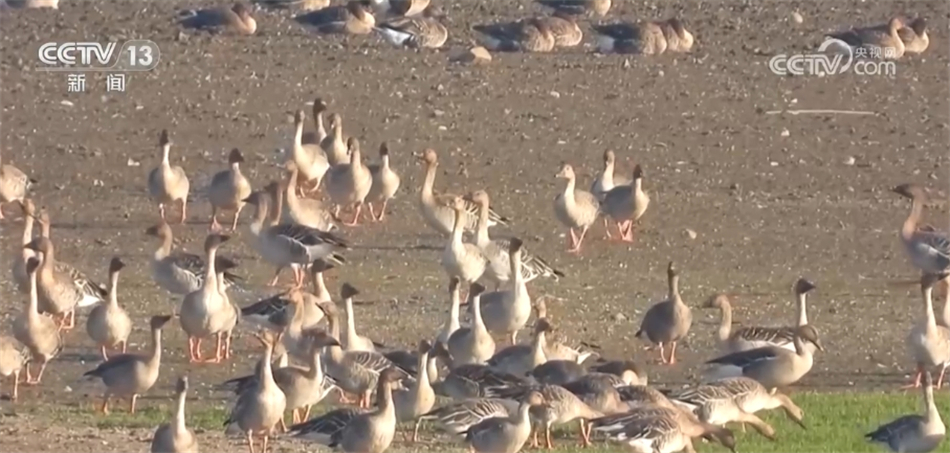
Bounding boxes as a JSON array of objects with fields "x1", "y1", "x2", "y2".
[
  {"x1": 906, "y1": 273, "x2": 950, "y2": 389},
  {"x1": 208, "y1": 148, "x2": 253, "y2": 232},
  {"x1": 85, "y1": 258, "x2": 132, "y2": 360},
  {"x1": 146, "y1": 220, "x2": 243, "y2": 296},
  {"x1": 553, "y1": 163, "x2": 602, "y2": 253},
  {"x1": 147, "y1": 129, "x2": 190, "y2": 224},
  {"x1": 179, "y1": 2, "x2": 257, "y2": 35},
  {"x1": 593, "y1": 21, "x2": 667, "y2": 55},
  {"x1": 635, "y1": 262, "x2": 692, "y2": 365},
  {"x1": 294, "y1": 0, "x2": 376, "y2": 35},
  {"x1": 899, "y1": 18, "x2": 929, "y2": 55},
  {"x1": 150, "y1": 376, "x2": 199, "y2": 453},
  {"x1": 826, "y1": 17, "x2": 905, "y2": 59},
  {"x1": 374, "y1": 5, "x2": 448, "y2": 49},
  {"x1": 473, "y1": 18, "x2": 556, "y2": 53},
  {"x1": 535, "y1": 0, "x2": 611, "y2": 17},
  {"x1": 704, "y1": 325, "x2": 824, "y2": 389},
  {"x1": 12, "y1": 257, "x2": 61, "y2": 385},
  {"x1": 0, "y1": 154, "x2": 35, "y2": 220},
  {"x1": 430, "y1": 342, "x2": 527, "y2": 399},
  {"x1": 536, "y1": 12, "x2": 582, "y2": 47},
  {"x1": 866, "y1": 371, "x2": 945, "y2": 453}
]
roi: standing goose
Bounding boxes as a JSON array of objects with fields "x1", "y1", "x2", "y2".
[
  {"x1": 392, "y1": 340, "x2": 437, "y2": 442},
  {"x1": 179, "y1": 234, "x2": 239, "y2": 363},
  {"x1": 284, "y1": 163, "x2": 338, "y2": 231},
  {"x1": 0, "y1": 335, "x2": 28, "y2": 400},
  {"x1": 179, "y1": 2, "x2": 258, "y2": 35},
  {"x1": 325, "y1": 137, "x2": 373, "y2": 226},
  {"x1": 705, "y1": 278, "x2": 818, "y2": 354},
  {"x1": 476, "y1": 238, "x2": 532, "y2": 344},
  {"x1": 893, "y1": 184, "x2": 949, "y2": 291},
  {"x1": 435, "y1": 277, "x2": 462, "y2": 347},
  {"x1": 288, "y1": 368, "x2": 403, "y2": 453},
  {"x1": 486, "y1": 319, "x2": 552, "y2": 377},
  {"x1": 447, "y1": 283, "x2": 495, "y2": 365},
  {"x1": 340, "y1": 284, "x2": 377, "y2": 352},
  {"x1": 827, "y1": 17, "x2": 905, "y2": 59},
  {"x1": 473, "y1": 18, "x2": 556, "y2": 53},
  {"x1": 304, "y1": 97, "x2": 329, "y2": 146},
  {"x1": 898, "y1": 18, "x2": 929, "y2": 55},
  {"x1": 289, "y1": 109, "x2": 330, "y2": 195},
  {"x1": 553, "y1": 164, "x2": 601, "y2": 253},
  {"x1": 513, "y1": 384, "x2": 604, "y2": 449},
  {"x1": 670, "y1": 377, "x2": 805, "y2": 430},
  {"x1": 463, "y1": 391, "x2": 546, "y2": 453},
  {"x1": 294, "y1": 0, "x2": 376, "y2": 35},
  {"x1": 12, "y1": 258, "x2": 61, "y2": 385},
  {"x1": 35, "y1": 206, "x2": 109, "y2": 300},
  {"x1": 224, "y1": 332, "x2": 287, "y2": 453},
  {"x1": 419, "y1": 398, "x2": 521, "y2": 436},
  {"x1": 365, "y1": 142, "x2": 401, "y2": 221},
  {"x1": 866, "y1": 371, "x2": 946, "y2": 453},
  {"x1": 0, "y1": 154, "x2": 35, "y2": 220},
  {"x1": 559, "y1": 375, "x2": 631, "y2": 415},
  {"x1": 11, "y1": 198, "x2": 37, "y2": 293},
  {"x1": 243, "y1": 190, "x2": 350, "y2": 287},
  {"x1": 417, "y1": 148, "x2": 508, "y2": 235},
  {"x1": 636, "y1": 262, "x2": 692, "y2": 365},
  {"x1": 208, "y1": 148, "x2": 253, "y2": 232},
  {"x1": 273, "y1": 333, "x2": 341, "y2": 429},
  {"x1": 442, "y1": 197, "x2": 488, "y2": 286},
  {"x1": 704, "y1": 325, "x2": 824, "y2": 389},
  {"x1": 593, "y1": 21, "x2": 667, "y2": 55},
  {"x1": 24, "y1": 237, "x2": 106, "y2": 330},
  {"x1": 590, "y1": 408, "x2": 737, "y2": 453},
  {"x1": 85, "y1": 258, "x2": 132, "y2": 360},
  {"x1": 601, "y1": 164, "x2": 650, "y2": 242},
  {"x1": 82, "y1": 315, "x2": 172, "y2": 414},
  {"x1": 150, "y1": 376, "x2": 199, "y2": 453},
  {"x1": 374, "y1": 5, "x2": 448, "y2": 49},
  {"x1": 590, "y1": 151, "x2": 630, "y2": 200},
  {"x1": 146, "y1": 221, "x2": 243, "y2": 296},
  {"x1": 469, "y1": 190, "x2": 564, "y2": 286},
  {"x1": 535, "y1": 0, "x2": 611, "y2": 17},
  {"x1": 906, "y1": 273, "x2": 950, "y2": 389},
  {"x1": 241, "y1": 259, "x2": 337, "y2": 335},
  {"x1": 320, "y1": 113, "x2": 349, "y2": 166},
  {"x1": 147, "y1": 129, "x2": 190, "y2": 224}
]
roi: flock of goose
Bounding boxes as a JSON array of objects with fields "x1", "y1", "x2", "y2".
[{"x1": 1, "y1": 2, "x2": 948, "y2": 453}]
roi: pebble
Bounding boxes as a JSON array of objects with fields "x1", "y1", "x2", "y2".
[
  {"x1": 791, "y1": 11, "x2": 803, "y2": 24},
  {"x1": 613, "y1": 313, "x2": 627, "y2": 322},
  {"x1": 843, "y1": 156, "x2": 856, "y2": 166},
  {"x1": 685, "y1": 228, "x2": 697, "y2": 239}
]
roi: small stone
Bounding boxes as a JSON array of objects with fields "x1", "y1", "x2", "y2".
[
  {"x1": 613, "y1": 313, "x2": 627, "y2": 322},
  {"x1": 685, "y1": 228, "x2": 697, "y2": 239},
  {"x1": 780, "y1": 128, "x2": 790, "y2": 137},
  {"x1": 622, "y1": 58, "x2": 631, "y2": 69},
  {"x1": 127, "y1": 158, "x2": 140, "y2": 167},
  {"x1": 791, "y1": 11, "x2": 803, "y2": 24},
  {"x1": 60, "y1": 100, "x2": 74, "y2": 107},
  {"x1": 451, "y1": 46, "x2": 492, "y2": 65},
  {"x1": 843, "y1": 156, "x2": 856, "y2": 166},
  {"x1": 549, "y1": 91, "x2": 560, "y2": 98}
]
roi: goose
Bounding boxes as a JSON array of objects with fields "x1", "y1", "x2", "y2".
[
  {"x1": 11, "y1": 198, "x2": 37, "y2": 293},
  {"x1": 475, "y1": 238, "x2": 532, "y2": 344},
  {"x1": 469, "y1": 190, "x2": 563, "y2": 286},
  {"x1": 826, "y1": 17, "x2": 905, "y2": 59},
  {"x1": 85, "y1": 258, "x2": 132, "y2": 360},
  {"x1": 588, "y1": 359, "x2": 649, "y2": 385},
  {"x1": 365, "y1": 142, "x2": 402, "y2": 221},
  {"x1": 446, "y1": 283, "x2": 495, "y2": 365},
  {"x1": 289, "y1": 109, "x2": 330, "y2": 194},
  {"x1": 243, "y1": 190, "x2": 349, "y2": 287},
  {"x1": 535, "y1": 0, "x2": 611, "y2": 17},
  {"x1": 283, "y1": 162, "x2": 337, "y2": 231},
  {"x1": 593, "y1": 21, "x2": 667, "y2": 55},
  {"x1": 0, "y1": 154, "x2": 35, "y2": 220},
  {"x1": 240, "y1": 259, "x2": 337, "y2": 334},
  {"x1": 294, "y1": 0, "x2": 376, "y2": 35},
  {"x1": 657, "y1": 18, "x2": 694, "y2": 52},
  {"x1": 704, "y1": 325, "x2": 824, "y2": 389},
  {"x1": 287, "y1": 368, "x2": 403, "y2": 453},
  {"x1": 615, "y1": 385, "x2": 675, "y2": 409},
  {"x1": 271, "y1": 333, "x2": 341, "y2": 429},
  {"x1": 670, "y1": 377, "x2": 805, "y2": 430},
  {"x1": 208, "y1": 148, "x2": 253, "y2": 231},
  {"x1": 392, "y1": 340, "x2": 437, "y2": 442},
  {"x1": 82, "y1": 315, "x2": 172, "y2": 414},
  {"x1": 892, "y1": 184, "x2": 949, "y2": 285},
  {"x1": 559, "y1": 375, "x2": 631, "y2": 415},
  {"x1": 474, "y1": 18, "x2": 556, "y2": 53},
  {"x1": 434, "y1": 276, "x2": 462, "y2": 347},
  {"x1": 553, "y1": 163, "x2": 601, "y2": 253},
  {"x1": 899, "y1": 18, "x2": 929, "y2": 55},
  {"x1": 150, "y1": 376, "x2": 199, "y2": 453},
  {"x1": 530, "y1": 360, "x2": 587, "y2": 386},
  {"x1": 35, "y1": 206, "x2": 110, "y2": 303},
  {"x1": 635, "y1": 262, "x2": 692, "y2": 365},
  {"x1": 179, "y1": 234, "x2": 239, "y2": 363},
  {"x1": 179, "y1": 2, "x2": 257, "y2": 34},
  {"x1": 370, "y1": 0, "x2": 429, "y2": 17},
  {"x1": 420, "y1": 398, "x2": 521, "y2": 436},
  {"x1": 301, "y1": 97, "x2": 329, "y2": 146},
  {"x1": 146, "y1": 220, "x2": 243, "y2": 296},
  {"x1": 532, "y1": 298, "x2": 594, "y2": 364},
  {"x1": 601, "y1": 164, "x2": 649, "y2": 242},
  {"x1": 255, "y1": 0, "x2": 328, "y2": 11},
  {"x1": 704, "y1": 278, "x2": 818, "y2": 354},
  {"x1": 0, "y1": 335, "x2": 28, "y2": 401},
  {"x1": 866, "y1": 371, "x2": 946, "y2": 453},
  {"x1": 320, "y1": 113, "x2": 349, "y2": 167},
  {"x1": 417, "y1": 148, "x2": 508, "y2": 236},
  {"x1": 325, "y1": 137, "x2": 374, "y2": 226},
  {"x1": 375, "y1": 5, "x2": 448, "y2": 49},
  {"x1": 1, "y1": 0, "x2": 59, "y2": 9},
  {"x1": 906, "y1": 273, "x2": 950, "y2": 389},
  {"x1": 24, "y1": 236, "x2": 106, "y2": 330},
  {"x1": 340, "y1": 283, "x2": 377, "y2": 352},
  {"x1": 147, "y1": 129, "x2": 190, "y2": 224},
  {"x1": 430, "y1": 342, "x2": 527, "y2": 398},
  {"x1": 536, "y1": 12, "x2": 582, "y2": 47},
  {"x1": 224, "y1": 331, "x2": 287, "y2": 453},
  {"x1": 463, "y1": 391, "x2": 545, "y2": 453},
  {"x1": 12, "y1": 257, "x2": 61, "y2": 385},
  {"x1": 442, "y1": 196, "x2": 488, "y2": 286},
  {"x1": 590, "y1": 151, "x2": 631, "y2": 200},
  {"x1": 590, "y1": 407, "x2": 737, "y2": 453},
  {"x1": 486, "y1": 319, "x2": 552, "y2": 377}
]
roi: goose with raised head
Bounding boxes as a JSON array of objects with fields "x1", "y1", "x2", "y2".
[
  {"x1": 86, "y1": 258, "x2": 133, "y2": 360},
  {"x1": 593, "y1": 21, "x2": 667, "y2": 55},
  {"x1": 469, "y1": 190, "x2": 563, "y2": 286},
  {"x1": 442, "y1": 197, "x2": 488, "y2": 286},
  {"x1": 535, "y1": 0, "x2": 611, "y2": 17},
  {"x1": 147, "y1": 129, "x2": 190, "y2": 224},
  {"x1": 150, "y1": 376, "x2": 199, "y2": 453},
  {"x1": 82, "y1": 315, "x2": 172, "y2": 414},
  {"x1": 12, "y1": 257, "x2": 61, "y2": 385},
  {"x1": 705, "y1": 278, "x2": 818, "y2": 354},
  {"x1": 224, "y1": 331, "x2": 287, "y2": 453},
  {"x1": 893, "y1": 184, "x2": 949, "y2": 290},
  {"x1": 475, "y1": 238, "x2": 532, "y2": 344},
  {"x1": 532, "y1": 297, "x2": 594, "y2": 364},
  {"x1": 365, "y1": 142, "x2": 401, "y2": 221},
  {"x1": 704, "y1": 325, "x2": 824, "y2": 389},
  {"x1": 601, "y1": 164, "x2": 649, "y2": 242},
  {"x1": 446, "y1": 283, "x2": 495, "y2": 365},
  {"x1": 326, "y1": 137, "x2": 373, "y2": 226},
  {"x1": 287, "y1": 368, "x2": 403, "y2": 453},
  {"x1": 284, "y1": 162, "x2": 337, "y2": 231},
  {"x1": 179, "y1": 234, "x2": 239, "y2": 364},
  {"x1": 463, "y1": 391, "x2": 545, "y2": 453},
  {"x1": 417, "y1": 148, "x2": 509, "y2": 236},
  {"x1": 375, "y1": 5, "x2": 448, "y2": 49},
  {"x1": 11, "y1": 198, "x2": 37, "y2": 293},
  {"x1": 0, "y1": 154, "x2": 35, "y2": 220},
  {"x1": 553, "y1": 163, "x2": 601, "y2": 253},
  {"x1": 0, "y1": 335, "x2": 28, "y2": 401},
  {"x1": 295, "y1": 0, "x2": 376, "y2": 35},
  {"x1": 289, "y1": 109, "x2": 330, "y2": 194},
  {"x1": 435, "y1": 277, "x2": 462, "y2": 347},
  {"x1": 146, "y1": 221, "x2": 243, "y2": 296},
  {"x1": 474, "y1": 18, "x2": 556, "y2": 53},
  {"x1": 590, "y1": 151, "x2": 630, "y2": 200},
  {"x1": 24, "y1": 236, "x2": 106, "y2": 330},
  {"x1": 302, "y1": 97, "x2": 329, "y2": 145},
  {"x1": 179, "y1": 2, "x2": 257, "y2": 35},
  {"x1": 320, "y1": 113, "x2": 349, "y2": 166},
  {"x1": 866, "y1": 371, "x2": 946, "y2": 453},
  {"x1": 906, "y1": 273, "x2": 950, "y2": 389},
  {"x1": 340, "y1": 284, "x2": 377, "y2": 352},
  {"x1": 393, "y1": 340, "x2": 438, "y2": 442},
  {"x1": 208, "y1": 148, "x2": 253, "y2": 232},
  {"x1": 826, "y1": 17, "x2": 905, "y2": 59},
  {"x1": 35, "y1": 206, "x2": 109, "y2": 305},
  {"x1": 635, "y1": 262, "x2": 692, "y2": 365},
  {"x1": 899, "y1": 18, "x2": 929, "y2": 55}
]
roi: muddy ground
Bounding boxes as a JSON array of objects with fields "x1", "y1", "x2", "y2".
[{"x1": 1, "y1": 0, "x2": 948, "y2": 451}]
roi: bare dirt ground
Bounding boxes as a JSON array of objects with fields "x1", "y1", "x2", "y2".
[{"x1": 1, "y1": 0, "x2": 948, "y2": 451}]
